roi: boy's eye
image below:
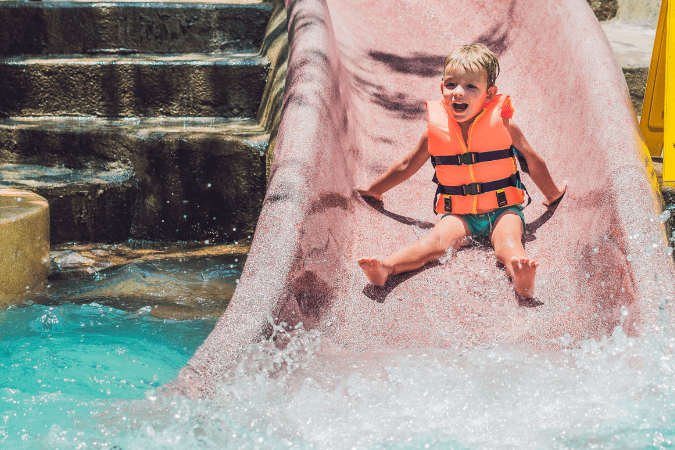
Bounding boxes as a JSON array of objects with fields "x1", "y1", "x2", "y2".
[
  {"x1": 446, "y1": 83, "x2": 456, "y2": 88},
  {"x1": 467, "y1": 84, "x2": 476, "y2": 89}
]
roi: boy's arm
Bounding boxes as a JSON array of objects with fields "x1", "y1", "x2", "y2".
[
  {"x1": 505, "y1": 118, "x2": 566, "y2": 206},
  {"x1": 357, "y1": 130, "x2": 431, "y2": 201}
]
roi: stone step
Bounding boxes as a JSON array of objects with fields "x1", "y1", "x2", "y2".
[
  {"x1": 0, "y1": 0, "x2": 274, "y2": 56},
  {"x1": 0, "y1": 116, "x2": 269, "y2": 243},
  {"x1": 0, "y1": 162, "x2": 136, "y2": 243},
  {"x1": 0, "y1": 53, "x2": 270, "y2": 118}
]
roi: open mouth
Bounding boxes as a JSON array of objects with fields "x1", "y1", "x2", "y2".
[{"x1": 453, "y1": 102, "x2": 468, "y2": 112}]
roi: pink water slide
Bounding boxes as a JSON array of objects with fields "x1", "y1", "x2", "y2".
[{"x1": 170, "y1": 0, "x2": 675, "y2": 397}]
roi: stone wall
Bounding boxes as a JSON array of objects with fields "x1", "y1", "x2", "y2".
[{"x1": 588, "y1": 0, "x2": 619, "y2": 21}]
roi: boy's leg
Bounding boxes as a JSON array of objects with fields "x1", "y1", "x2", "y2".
[
  {"x1": 490, "y1": 211, "x2": 538, "y2": 298},
  {"x1": 359, "y1": 214, "x2": 471, "y2": 286}
]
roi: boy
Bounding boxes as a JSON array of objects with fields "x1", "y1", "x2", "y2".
[{"x1": 357, "y1": 43, "x2": 566, "y2": 299}]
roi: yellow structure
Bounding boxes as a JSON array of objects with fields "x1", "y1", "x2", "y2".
[
  {"x1": 641, "y1": 0, "x2": 666, "y2": 158},
  {"x1": 0, "y1": 189, "x2": 50, "y2": 307},
  {"x1": 642, "y1": 0, "x2": 675, "y2": 183}
]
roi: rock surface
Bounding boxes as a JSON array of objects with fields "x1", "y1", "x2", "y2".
[
  {"x1": 28, "y1": 240, "x2": 250, "y2": 320},
  {"x1": 588, "y1": 0, "x2": 619, "y2": 21}
]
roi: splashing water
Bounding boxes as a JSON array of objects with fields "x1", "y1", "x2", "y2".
[{"x1": 4, "y1": 307, "x2": 675, "y2": 449}]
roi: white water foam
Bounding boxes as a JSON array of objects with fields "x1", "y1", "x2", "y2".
[{"x1": 26, "y1": 314, "x2": 675, "y2": 450}]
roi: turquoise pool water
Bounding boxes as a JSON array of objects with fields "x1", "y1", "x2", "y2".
[{"x1": 0, "y1": 302, "x2": 216, "y2": 447}]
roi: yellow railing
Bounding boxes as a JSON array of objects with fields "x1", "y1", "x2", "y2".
[{"x1": 642, "y1": 0, "x2": 673, "y2": 182}]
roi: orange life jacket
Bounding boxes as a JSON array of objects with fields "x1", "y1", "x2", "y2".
[{"x1": 426, "y1": 94, "x2": 526, "y2": 215}]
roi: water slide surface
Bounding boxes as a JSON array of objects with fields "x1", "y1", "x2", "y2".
[{"x1": 170, "y1": 0, "x2": 675, "y2": 397}]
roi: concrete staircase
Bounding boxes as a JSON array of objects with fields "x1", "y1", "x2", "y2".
[{"x1": 0, "y1": 0, "x2": 286, "y2": 244}]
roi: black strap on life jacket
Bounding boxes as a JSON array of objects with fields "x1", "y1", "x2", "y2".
[
  {"x1": 432, "y1": 172, "x2": 532, "y2": 214},
  {"x1": 512, "y1": 146, "x2": 529, "y2": 174},
  {"x1": 431, "y1": 147, "x2": 515, "y2": 167},
  {"x1": 439, "y1": 172, "x2": 522, "y2": 196},
  {"x1": 431, "y1": 146, "x2": 517, "y2": 185}
]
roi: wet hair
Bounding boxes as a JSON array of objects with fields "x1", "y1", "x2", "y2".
[{"x1": 443, "y1": 43, "x2": 500, "y2": 87}]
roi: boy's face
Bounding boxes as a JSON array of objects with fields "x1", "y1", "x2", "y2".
[{"x1": 440, "y1": 65, "x2": 497, "y2": 125}]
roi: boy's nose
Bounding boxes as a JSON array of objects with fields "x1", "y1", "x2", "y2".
[{"x1": 453, "y1": 86, "x2": 464, "y2": 96}]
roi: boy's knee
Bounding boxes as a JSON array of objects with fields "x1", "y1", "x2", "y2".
[
  {"x1": 493, "y1": 212, "x2": 524, "y2": 235},
  {"x1": 495, "y1": 236, "x2": 518, "y2": 251},
  {"x1": 418, "y1": 233, "x2": 449, "y2": 257},
  {"x1": 421, "y1": 233, "x2": 444, "y2": 251}
]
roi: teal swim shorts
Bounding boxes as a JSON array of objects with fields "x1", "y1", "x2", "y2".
[{"x1": 442, "y1": 205, "x2": 526, "y2": 238}]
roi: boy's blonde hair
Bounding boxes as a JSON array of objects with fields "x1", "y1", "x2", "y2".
[{"x1": 443, "y1": 43, "x2": 500, "y2": 87}]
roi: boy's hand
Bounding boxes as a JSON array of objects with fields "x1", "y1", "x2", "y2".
[
  {"x1": 543, "y1": 181, "x2": 567, "y2": 207},
  {"x1": 356, "y1": 186, "x2": 383, "y2": 202}
]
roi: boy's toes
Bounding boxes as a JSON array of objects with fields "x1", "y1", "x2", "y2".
[
  {"x1": 510, "y1": 256, "x2": 538, "y2": 299},
  {"x1": 358, "y1": 258, "x2": 390, "y2": 286},
  {"x1": 519, "y1": 257, "x2": 538, "y2": 269}
]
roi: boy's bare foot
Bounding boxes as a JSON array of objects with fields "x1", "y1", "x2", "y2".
[
  {"x1": 543, "y1": 181, "x2": 567, "y2": 207},
  {"x1": 510, "y1": 256, "x2": 538, "y2": 298},
  {"x1": 358, "y1": 258, "x2": 392, "y2": 286},
  {"x1": 356, "y1": 186, "x2": 383, "y2": 202}
]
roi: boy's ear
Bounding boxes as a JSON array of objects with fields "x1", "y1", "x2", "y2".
[{"x1": 486, "y1": 85, "x2": 498, "y2": 100}]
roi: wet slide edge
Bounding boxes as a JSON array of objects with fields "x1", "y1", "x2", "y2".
[{"x1": 166, "y1": 0, "x2": 355, "y2": 397}]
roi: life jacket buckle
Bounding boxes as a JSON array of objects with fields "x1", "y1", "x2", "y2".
[
  {"x1": 496, "y1": 189, "x2": 508, "y2": 207},
  {"x1": 457, "y1": 152, "x2": 478, "y2": 165},
  {"x1": 444, "y1": 195, "x2": 452, "y2": 212},
  {"x1": 462, "y1": 182, "x2": 482, "y2": 196}
]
